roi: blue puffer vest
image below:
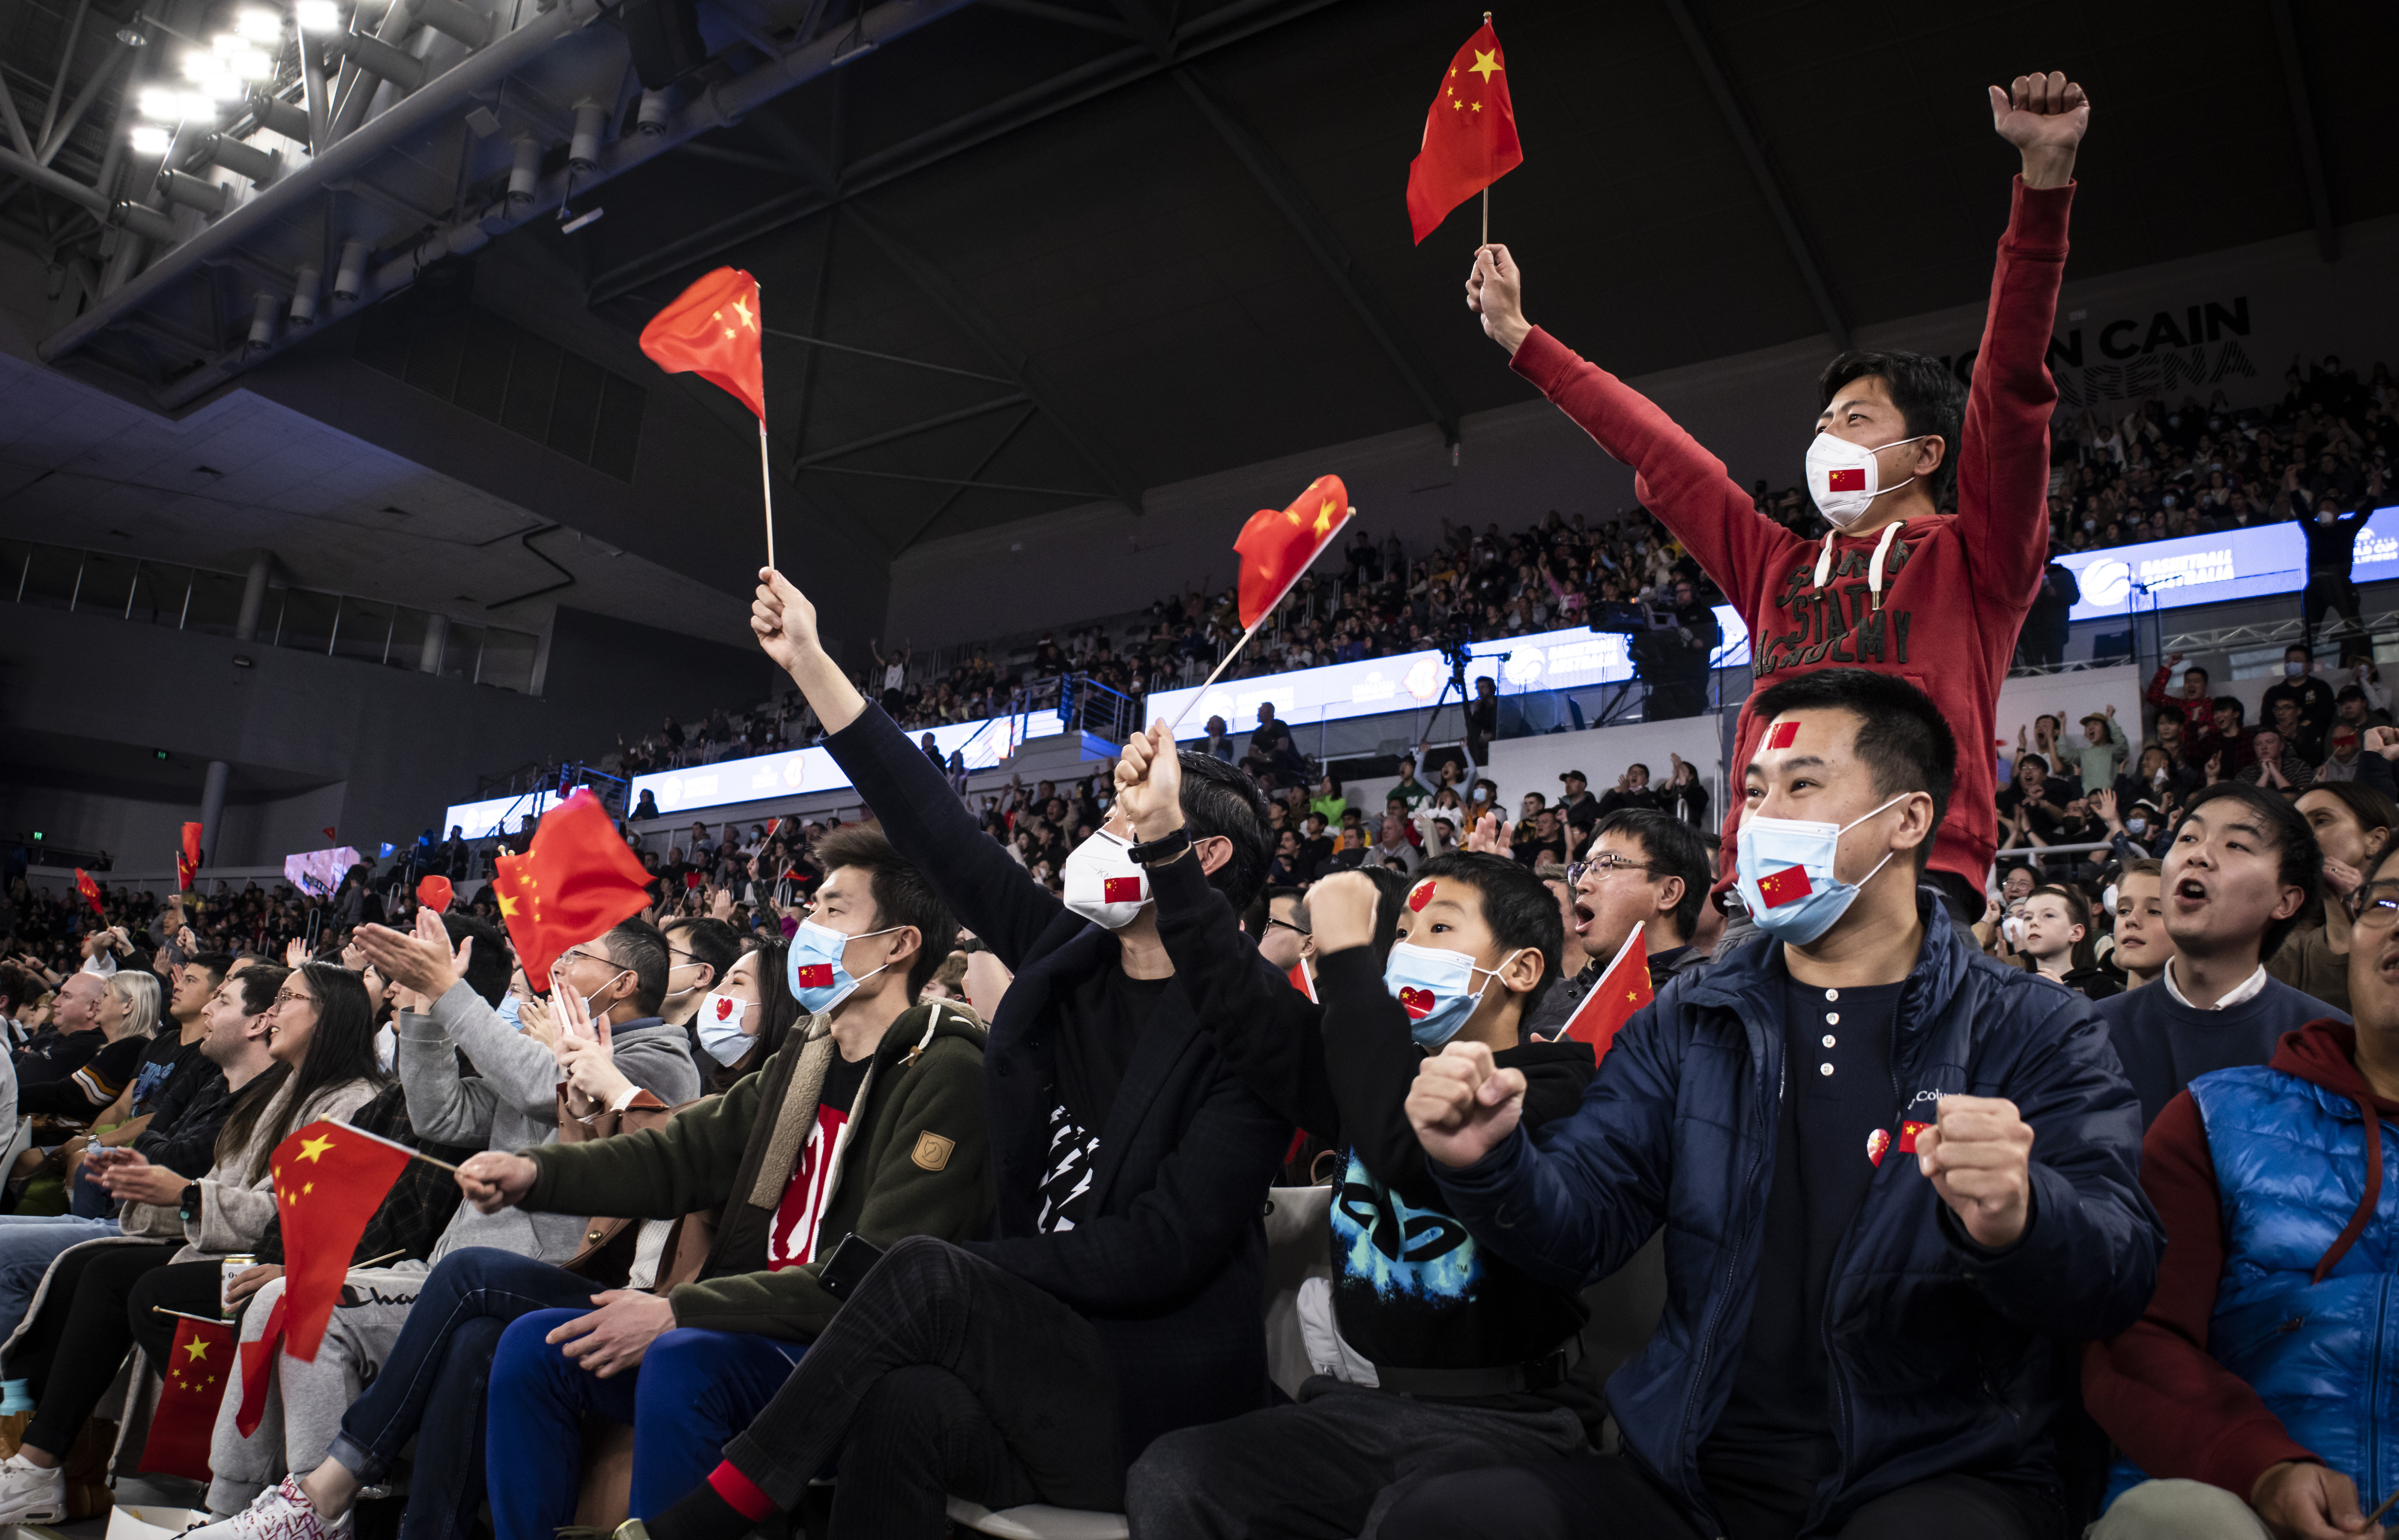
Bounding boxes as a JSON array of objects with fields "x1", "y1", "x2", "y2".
[{"x1": 2102, "y1": 1063, "x2": 2398, "y2": 1507}]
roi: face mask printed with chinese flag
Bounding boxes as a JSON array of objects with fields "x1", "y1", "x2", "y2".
[
  {"x1": 787, "y1": 917, "x2": 903, "y2": 1015},
  {"x1": 1062, "y1": 830, "x2": 1149, "y2": 930}
]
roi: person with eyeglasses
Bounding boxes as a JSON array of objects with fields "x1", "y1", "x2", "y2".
[
  {"x1": 1250, "y1": 887, "x2": 1312, "y2": 977},
  {"x1": 2267, "y1": 782, "x2": 2399, "y2": 1019},
  {"x1": 2081, "y1": 832, "x2": 2399, "y2": 1540},
  {"x1": 2093, "y1": 783, "x2": 2350, "y2": 1132},
  {"x1": 1523, "y1": 809, "x2": 1716, "y2": 1042}
]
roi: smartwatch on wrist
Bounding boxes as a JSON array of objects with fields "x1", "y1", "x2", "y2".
[
  {"x1": 179, "y1": 1182, "x2": 203, "y2": 1223},
  {"x1": 1128, "y1": 828, "x2": 1192, "y2": 866}
]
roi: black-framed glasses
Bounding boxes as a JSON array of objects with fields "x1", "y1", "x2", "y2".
[
  {"x1": 1265, "y1": 917, "x2": 1311, "y2": 937},
  {"x1": 1566, "y1": 854, "x2": 1662, "y2": 886},
  {"x1": 2346, "y1": 881, "x2": 2399, "y2": 930}
]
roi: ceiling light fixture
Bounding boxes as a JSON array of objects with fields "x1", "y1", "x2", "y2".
[
  {"x1": 234, "y1": 7, "x2": 283, "y2": 39},
  {"x1": 136, "y1": 85, "x2": 185, "y2": 120},
  {"x1": 129, "y1": 123, "x2": 172, "y2": 155},
  {"x1": 294, "y1": 0, "x2": 342, "y2": 31}
]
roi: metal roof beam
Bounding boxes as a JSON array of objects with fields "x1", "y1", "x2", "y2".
[
  {"x1": 1662, "y1": 0, "x2": 1850, "y2": 351},
  {"x1": 2267, "y1": 0, "x2": 2337, "y2": 261},
  {"x1": 1166, "y1": 62, "x2": 1460, "y2": 446},
  {"x1": 794, "y1": 393, "x2": 1030, "y2": 465}
]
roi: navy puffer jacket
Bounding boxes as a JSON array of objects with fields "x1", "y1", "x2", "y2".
[{"x1": 1435, "y1": 896, "x2": 2163, "y2": 1537}]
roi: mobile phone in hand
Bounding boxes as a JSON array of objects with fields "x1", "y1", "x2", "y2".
[{"x1": 817, "y1": 1232, "x2": 886, "y2": 1300}]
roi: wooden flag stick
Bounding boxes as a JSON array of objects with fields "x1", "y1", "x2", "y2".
[
  {"x1": 1167, "y1": 502, "x2": 1358, "y2": 734},
  {"x1": 1481, "y1": 12, "x2": 1493, "y2": 246},
  {"x1": 339, "y1": 1120, "x2": 462, "y2": 1174},
  {"x1": 758, "y1": 418, "x2": 777, "y2": 572},
  {"x1": 152, "y1": 1306, "x2": 226, "y2": 1324}
]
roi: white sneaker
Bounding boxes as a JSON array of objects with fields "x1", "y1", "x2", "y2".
[
  {"x1": 180, "y1": 1476, "x2": 352, "y2": 1540},
  {"x1": 0, "y1": 1451, "x2": 66, "y2": 1525}
]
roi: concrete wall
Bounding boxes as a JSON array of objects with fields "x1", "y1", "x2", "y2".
[
  {"x1": 0, "y1": 599, "x2": 767, "y2": 867},
  {"x1": 886, "y1": 214, "x2": 2399, "y2": 651}
]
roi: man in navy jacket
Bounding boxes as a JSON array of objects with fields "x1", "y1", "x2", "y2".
[
  {"x1": 626, "y1": 568, "x2": 1289, "y2": 1540},
  {"x1": 1386, "y1": 668, "x2": 2161, "y2": 1540}
]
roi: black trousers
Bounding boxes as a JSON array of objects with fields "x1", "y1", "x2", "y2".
[
  {"x1": 13, "y1": 1244, "x2": 216, "y2": 1458},
  {"x1": 1377, "y1": 1456, "x2": 2057, "y2": 1540},
  {"x1": 717, "y1": 1236, "x2": 1121, "y2": 1538},
  {"x1": 2303, "y1": 574, "x2": 2360, "y2": 644}
]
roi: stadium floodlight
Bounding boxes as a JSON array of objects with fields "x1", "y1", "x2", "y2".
[
  {"x1": 235, "y1": 7, "x2": 283, "y2": 38},
  {"x1": 129, "y1": 124, "x2": 173, "y2": 155},
  {"x1": 137, "y1": 84, "x2": 186, "y2": 120},
  {"x1": 294, "y1": 0, "x2": 342, "y2": 31},
  {"x1": 227, "y1": 47, "x2": 273, "y2": 78}
]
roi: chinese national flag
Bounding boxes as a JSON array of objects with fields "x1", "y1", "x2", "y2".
[
  {"x1": 1825, "y1": 467, "x2": 1867, "y2": 492},
  {"x1": 1102, "y1": 877, "x2": 1144, "y2": 904},
  {"x1": 1755, "y1": 864, "x2": 1814, "y2": 909},
  {"x1": 1287, "y1": 959, "x2": 1317, "y2": 1002},
  {"x1": 1406, "y1": 19, "x2": 1523, "y2": 244},
  {"x1": 491, "y1": 790, "x2": 656, "y2": 985},
  {"x1": 176, "y1": 822, "x2": 204, "y2": 892},
  {"x1": 794, "y1": 962, "x2": 834, "y2": 990},
  {"x1": 141, "y1": 1314, "x2": 234, "y2": 1480},
  {"x1": 640, "y1": 267, "x2": 766, "y2": 419},
  {"x1": 1559, "y1": 922, "x2": 1651, "y2": 1065},
  {"x1": 416, "y1": 874, "x2": 454, "y2": 913},
  {"x1": 75, "y1": 868, "x2": 104, "y2": 919},
  {"x1": 269, "y1": 1120, "x2": 412, "y2": 1362},
  {"x1": 1233, "y1": 474, "x2": 1350, "y2": 628}
]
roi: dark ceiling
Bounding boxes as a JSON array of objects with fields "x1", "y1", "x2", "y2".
[{"x1": 495, "y1": 0, "x2": 2396, "y2": 558}]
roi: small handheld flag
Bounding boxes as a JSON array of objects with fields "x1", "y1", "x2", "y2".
[
  {"x1": 1406, "y1": 16, "x2": 1523, "y2": 244},
  {"x1": 490, "y1": 790, "x2": 657, "y2": 986},
  {"x1": 176, "y1": 822, "x2": 204, "y2": 892},
  {"x1": 416, "y1": 875, "x2": 454, "y2": 914},
  {"x1": 1557, "y1": 922, "x2": 1651, "y2": 1063},
  {"x1": 269, "y1": 1121, "x2": 413, "y2": 1362},
  {"x1": 75, "y1": 868, "x2": 104, "y2": 919},
  {"x1": 1174, "y1": 474, "x2": 1352, "y2": 731},
  {"x1": 142, "y1": 1314, "x2": 234, "y2": 1480},
  {"x1": 640, "y1": 267, "x2": 776, "y2": 567}
]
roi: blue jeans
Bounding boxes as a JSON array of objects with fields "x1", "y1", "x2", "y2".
[
  {"x1": 67, "y1": 1164, "x2": 121, "y2": 1220},
  {"x1": 486, "y1": 1311, "x2": 804, "y2": 1540},
  {"x1": 322, "y1": 1247, "x2": 606, "y2": 1540},
  {"x1": 0, "y1": 1215, "x2": 121, "y2": 1343}
]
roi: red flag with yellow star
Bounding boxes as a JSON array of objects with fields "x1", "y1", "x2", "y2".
[
  {"x1": 1559, "y1": 921, "x2": 1650, "y2": 1063},
  {"x1": 270, "y1": 1120, "x2": 412, "y2": 1362},
  {"x1": 75, "y1": 867, "x2": 104, "y2": 919},
  {"x1": 1233, "y1": 474, "x2": 1350, "y2": 629},
  {"x1": 490, "y1": 789, "x2": 657, "y2": 986},
  {"x1": 1406, "y1": 19, "x2": 1523, "y2": 244},
  {"x1": 140, "y1": 1313, "x2": 233, "y2": 1480},
  {"x1": 639, "y1": 266, "x2": 766, "y2": 418}
]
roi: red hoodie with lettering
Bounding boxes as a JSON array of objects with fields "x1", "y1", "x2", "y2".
[
  {"x1": 2082, "y1": 1019, "x2": 2396, "y2": 1500},
  {"x1": 1509, "y1": 178, "x2": 2073, "y2": 896}
]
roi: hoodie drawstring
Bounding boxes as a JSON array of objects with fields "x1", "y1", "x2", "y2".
[
  {"x1": 2313, "y1": 1093, "x2": 2384, "y2": 1284},
  {"x1": 1812, "y1": 522, "x2": 1905, "y2": 611}
]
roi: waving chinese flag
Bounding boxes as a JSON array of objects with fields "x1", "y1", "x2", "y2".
[
  {"x1": 75, "y1": 868, "x2": 104, "y2": 919},
  {"x1": 1233, "y1": 474, "x2": 1350, "y2": 628},
  {"x1": 1407, "y1": 19, "x2": 1523, "y2": 244},
  {"x1": 141, "y1": 1314, "x2": 234, "y2": 1479},
  {"x1": 270, "y1": 1121, "x2": 412, "y2": 1362},
  {"x1": 416, "y1": 874, "x2": 454, "y2": 913},
  {"x1": 640, "y1": 267, "x2": 766, "y2": 418},
  {"x1": 491, "y1": 790, "x2": 655, "y2": 984},
  {"x1": 1559, "y1": 922, "x2": 1650, "y2": 1064},
  {"x1": 176, "y1": 822, "x2": 204, "y2": 892}
]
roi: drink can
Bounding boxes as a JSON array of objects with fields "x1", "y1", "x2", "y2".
[{"x1": 221, "y1": 1254, "x2": 256, "y2": 1318}]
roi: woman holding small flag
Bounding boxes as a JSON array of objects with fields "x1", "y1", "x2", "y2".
[{"x1": 0, "y1": 963, "x2": 385, "y2": 1527}]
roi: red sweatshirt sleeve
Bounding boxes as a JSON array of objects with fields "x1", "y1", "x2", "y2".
[
  {"x1": 2081, "y1": 1091, "x2": 2317, "y2": 1497},
  {"x1": 1508, "y1": 329, "x2": 1794, "y2": 602},
  {"x1": 1956, "y1": 178, "x2": 2073, "y2": 615}
]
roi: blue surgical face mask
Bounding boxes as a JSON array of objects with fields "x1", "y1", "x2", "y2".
[
  {"x1": 2125, "y1": 817, "x2": 2148, "y2": 836},
  {"x1": 1381, "y1": 939, "x2": 1526, "y2": 1050},
  {"x1": 495, "y1": 993, "x2": 524, "y2": 1032},
  {"x1": 787, "y1": 917, "x2": 901, "y2": 1015},
  {"x1": 1734, "y1": 793, "x2": 1909, "y2": 946},
  {"x1": 694, "y1": 991, "x2": 753, "y2": 1065}
]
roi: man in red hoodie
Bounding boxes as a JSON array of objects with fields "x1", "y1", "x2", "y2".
[
  {"x1": 2082, "y1": 837, "x2": 2399, "y2": 1539},
  {"x1": 1466, "y1": 72, "x2": 2089, "y2": 924}
]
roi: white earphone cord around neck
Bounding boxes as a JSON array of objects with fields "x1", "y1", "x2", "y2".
[{"x1": 1812, "y1": 519, "x2": 1905, "y2": 608}]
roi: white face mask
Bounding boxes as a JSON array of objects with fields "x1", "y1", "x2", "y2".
[
  {"x1": 1806, "y1": 432, "x2": 1927, "y2": 529},
  {"x1": 1061, "y1": 830, "x2": 1149, "y2": 930},
  {"x1": 694, "y1": 991, "x2": 754, "y2": 1065}
]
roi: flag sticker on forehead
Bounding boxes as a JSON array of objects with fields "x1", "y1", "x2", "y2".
[
  {"x1": 1754, "y1": 865, "x2": 1814, "y2": 909},
  {"x1": 1407, "y1": 879, "x2": 1436, "y2": 912},
  {"x1": 1766, "y1": 721, "x2": 1800, "y2": 750}
]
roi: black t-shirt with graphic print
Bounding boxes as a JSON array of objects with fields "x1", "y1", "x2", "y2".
[{"x1": 1037, "y1": 971, "x2": 1187, "y2": 1232}]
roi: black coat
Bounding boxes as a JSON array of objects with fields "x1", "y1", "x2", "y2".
[{"x1": 826, "y1": 704, "x2": 1290, "y2": 1468}]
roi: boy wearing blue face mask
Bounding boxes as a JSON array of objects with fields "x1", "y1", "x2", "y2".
[
  {"x1": 1385, "y1": 668, "x2": 2160, "y2": 1540},
  {"x1": 1113, "y1": 707, "x2": 1599, "y2": 1540}
]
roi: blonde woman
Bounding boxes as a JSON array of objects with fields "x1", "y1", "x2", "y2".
[{"x1": 17, "y1": 968, "x2": 154, "y2": 1124}]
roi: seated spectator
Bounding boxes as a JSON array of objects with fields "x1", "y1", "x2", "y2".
[
  {"x1": 2093, "y1": 788, "x2": 2170, "y2": 864},
  {"x1": 2267, "y1": 782, "x2": 2398, "y2": 1017},
  {"x1": 207, "y1": 830, "x2": 982, "y2": 1540},
  {"x1": 2017, "y1": 883, "x2": 2121, "y2": 1000},
  {"x1": 2335, "y1": 681, "x2": 2390, "y2": 736},
  {"x1": 1386, "y1": 668, "x2": 2160, "y2": 1540},
  {"x1": 689, "y1": 938, "x2": 802, "y2": 1084},
  {"x1": 2120, "y1": 742, "x2": 2198, "y2": 810},
  {"x1": 2110, "y1": 859, "x2": 2175, "y2": 990},
  {"x1": 659, "y1": 569, "x2": 1286, "y2": 1534},
  {"x1": 0, "y1": 963, "x2": 383, "y2": 1526},
  {"x1": 2207, "y1": 696, "x2": 2255, "y2": 775},
  {"x1": 0, "y1": 962, "x2": 262, "y2": 1355},
  {"x1": 2258, "y1": 642, "x2": 2335, "y2": 757},
  {"x1": 1249, "y1": 886, "x2": 1310, "y2": 977},
  {"x1": 2268, "y1": 695, "x2": 2324, "y2": 769},
  {"x1": 191, "y1": 913, "x2": 701, "y2": 1531},
  {"x1": 1525, "y1": 808, "x2": 1714, "y2": 1039},
  {"x1": 1995, "y1": 752, "x2": 2068, "y2": 841},
  {"x1": 2148, "y1": 654, "x2": 2221, "y2": 763},
  {"x1": 1122, "y1": 799, "x2": 1593, "y2": 1537},
  {"x1": 1244, "y1": 701, "x2": 1306, "y2": 783},
  {"x1": 1555, "y1": 770, "x2": 1600, "y2": 839},
  {"x1": 1370, "y1": 813, "x2": 1422, "y2": 875},
  {"x1": 2081, "y1": 850, "x2": 2399, "y2": 1538},
  {"x1": 1198, "y1": 715, "x2": 1236, "y2": 764},
  {"x1": 658, "y1": 915, "x2": 742, "y2": 1070},
  {"x1": 1656, "y1": 753, "x2": 1711, "y2": 830},
  {"x1": 1511, "y1": 808, "x2": 1567, "y2": 870},
  {"x1": 2315, "y1": 722, "x2": 2397, "y2": 798},
  {"x1": 17, "y1": 968, "x2": 157, "y2": 1126},
  {"x1": 2094, "y1": 783, "x2": 2347, "y2": 1129},
  {"x1": 1594, "y1": 764, "x2": 1660, "y2": 817},
  {"x1": 2235, "y1": 726, "x2": 2312, "y2": 798}
]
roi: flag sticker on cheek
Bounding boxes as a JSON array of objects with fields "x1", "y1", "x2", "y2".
[
  {"x1": 1102, "y1": 877, "x2": 1144, "y2": 904},
  {"x1": 1766, "y1": 721, "x2": 1799, "y2": 750},
  {"x1": 1754, "y1": 865, "x2": 1813, "y2": 909}
]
